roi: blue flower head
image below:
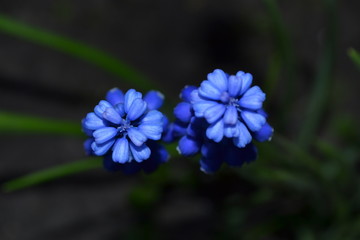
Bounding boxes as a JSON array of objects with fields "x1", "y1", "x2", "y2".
[
  {"x1": 169, "y1": 70, "x2": 273, "y2": 173},
  {"x1": 82, "y1": 88, "x2": 168, "y2": 173},
  {"x1": 191, "y1": 69, "x2": 273, "y2": 148}
]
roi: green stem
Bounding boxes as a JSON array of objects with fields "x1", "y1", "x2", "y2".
[
  {"x1": 348, "y1": 48, "x2": 360, "y2": 71},
  {"x1": 0, "y1": 111, "x2": 81, "y2": 136},
  {"x1": 0, "y1": 14, "x2": 156, "y2": 92},
  {"x1": 262, "y1": 0, "x2": 296, "y2": 121},
  {"x1": 297, "y1": 0, "x2": 337, "y2": 149},
  {"x1": 2, "y1": 157, "x2": 102, "y2": 192}
]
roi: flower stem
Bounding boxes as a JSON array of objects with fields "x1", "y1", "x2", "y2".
[{"x1": 2, "y1": 157, "x2": 102, "y2": 192}]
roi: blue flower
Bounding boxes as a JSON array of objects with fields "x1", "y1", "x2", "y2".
[
  {"x1": 169, "y1": 70, "x2": 273, "y2": 174},
  {"x1": 162, "y1": 85, "x2": 200, "y2": 143},
  {"x1": 82, "y1": 88, "x2": 166, "y2": 167},
  {"x1": 169, "y1": 86, "x2": 208, "y2": 156},
  {"x1": 200, "y1": 140, "x2": 257, "y2": 174},
  {"x1": 103, "y1": 141, "x2": 169, "y2": 174},
  {"x1": 191, "y1": 69, "x2": 270, "y2": 148}
]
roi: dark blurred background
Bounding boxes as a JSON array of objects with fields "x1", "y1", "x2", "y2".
[{"x1": 0, "y1": 0, "x2": 360, "y2": 239}]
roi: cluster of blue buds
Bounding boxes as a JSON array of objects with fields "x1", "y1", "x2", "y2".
[
  {"x1": 170, "y1": 69, "x2": 273, "y2": 173},
  {"x1": 82, "y1": 69, "x2": 273, "y2": 174},
  {"x1": 82, "y1": 88, "x2": 169, "y2": 174}
]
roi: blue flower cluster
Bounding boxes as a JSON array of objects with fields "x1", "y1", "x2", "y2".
[
  {"x1": 82, "y1": 88, "x2": 169, "y2": 174},
  {"x1": 82, "y1": 69, "x2": 273, "y2": 174},
  {"x1": 171, "y1": 69, "x2": 273, "y2": 173}
]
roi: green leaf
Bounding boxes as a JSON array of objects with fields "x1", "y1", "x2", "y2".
[
  {"x1": 2, "y1": 157, "x2": 102, "y2": 192},
  {"x1": 297, "y1": 0, "x2": 337, "y2": 149},
  {"x1": 0, "y1": 14, "x2": 155, "y2": 92},
  {"x1": 0, "y1": 111, "x2": 81, "y2": 136},
  {"x1": 263, "y1": 0, "x2": 296, "y2": 99},
  {"x1": 348, "y1": 48, "x2": 360, "y2": 71}
]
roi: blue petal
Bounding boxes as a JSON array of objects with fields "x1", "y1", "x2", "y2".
[
  {"x1": 180, "y1": 85, "x2": 197, "y2": 102},
  {"x1": 224, "y1": 123, "x2": 239, "y2": 138},
  {"x1": 192, "y1": 100, "x2": 218, "y2": 118},
  {"x1": 191, "y1": 90, "x2": 218, "y2": 117},
  {"x1": 177, "y1": 136, "x2": 201, "y2": 156},
  {"x1": 257, "y1": 109, "x2": 268, "y2": 118},
  {"x1": 148, "y1": 141, "x2": 169, "y2": 163},
  {"x1": 138, "y1": 124, "x2": 163, "y2": 140},
  {"x1": 84, "y1": 112, "x2": 106, "y2": 130},
  {"x1": 241, "y1": 111, "x2": 266, "y2": 131},
  {"x1": 106, "y1": 88, "x2": 124, "y2": 105},
  {"x1": 190, "y1": 89, "x2": 202, "y2": 102},
  {"x1": 138, "y1": 110, "x2": 164, "y2": 140},
  {"x1": 142, "y1": 142, "x2": 169, "y2": 173},
  {"x1": 172, "y1": 120, "x2": 188, "y2": 137},
  {"x1": 174, "y1": 102, "x2": 192, "y2": 123},
  {"x1": 124, "y1": 89, "x2": 142, "y2": 113},
  {"x1": 223, "y1": 106, "x2": 238, "y2": 125},
  {"x1": 162, "y1": 115, "x2": 169, "y2": 130},
  {"x1": 130, "y1": 142, "x2": 151, "y2": 162},
  {"x1": 144, "y1": 90, "x2": 164, "y2": 110},
  {"x1": 103, "y1": 155, "x2": 124, "y2": 172},
  {"x1": 207, "y1": 69, "x2": 228, "y2": 92},
  {"x1": 187, "y1": 117, "x2": 207, "y2": 138},
  {"x1": 204, "y1": 103, "x2": 226, "y2": 124},
  {"x1": 114, "y1": 103, "x2": 125, "y2": 117},
  {"x1": 140, "y1": 110, "x2": 163, "y2": 126},
  {"x1": 127, "y1": 127, "x2": 147, "y2": 146},
  {"x1": 91, "y1": 139, "x2": 115, "y2": 156},
  {"x1": 253, "y1": 122, "x2": 274, "y2": 142},
  {"x1": 225, "y1": 143, "x2": 257, "y2": 166},
  {"x1": 233, "y1": 121, "x2": 252, "y2": 148},
  {"x1": 198, "y1": 80, "x2": 222, "y2": 100},
  {"x1": 102, "y1": 107, "x2": 122, "y2": 124},
  {"x1": 84, "y1": 138, "x2": 94, "y2": 155},
  {"x1": 206, "y1": 119, "x2": 224, "y2": 142},
  {"x1": 81, "y1": 118, "x2": 93, "y2": 136},
  {"x1": 94, "y1": 100, "x2": 113, "y2": 117},
  {"x1": 200, "y1": 157, "x2": 223, "y2": 174},
  {"x1": 228, "y1": 75, "x2": 242, "y2": 97},
  {"x1": 162, "y1": 123, "x2": 176, "y2": 143},
  {"x1": 238, "y1": 86, "x2": 265, "y2": 110},
  {"x1": 93, "y1": 127, "x2": 117, "y2": 144},
  {"x1": 127, "y1": 98, "x2": 147, "y2": 121},
  {"x1": 200, "y1": 141, "x2": 223, "y2": 174},
  {"x1": 236, "y1": 71, "x2": 253, "y2": 95},
  {"x1": 112, "y1": 137, "x2": 129, "y2": 163},
  {"x1": 162, "y1": 120, "x2": 188, "y2": 143}
]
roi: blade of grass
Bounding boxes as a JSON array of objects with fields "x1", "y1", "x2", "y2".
[
  {"x1": 262, "y1": 0, "x2": 296, "y2": 115},
  {"x1": 2, "y1": 157, "x2": 102, "y2": 192},
  {"x1": 0, "y1": 14, "x2": 155, "y2": 92},
  {"x1": 0, "y1": 111, "x2": 81, "y2": 136},
  {"x1": 2, "y1": 142, "x2": 178, "y2": 192},
  {"x1": 348, "y1": 48, "x2": 360, "y2": 71},
  {"x1": 297, "y1": 0, "x2": 337, "y2": 149}
]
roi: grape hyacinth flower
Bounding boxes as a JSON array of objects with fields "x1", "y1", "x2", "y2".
[
  {"x1": 82, "y1": 88, "x2": 168, "y2": 173},
  {"x1": 191, "y1": 69, "x2": 272, "y2": 148},
  {"x1": 199, "y1": 140, "x2": 258, "y2": 173},
  {"x1": 103, "y1": 141, "x2": 169, "y2": 174},
  {"x1": 169, "y1": 70, "x2": 273, "y2": 173}
]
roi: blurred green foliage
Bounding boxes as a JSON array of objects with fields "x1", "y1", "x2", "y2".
[
  {"x1": 348, "y1": 48, "x2": 360, "y2": 71},
  {"x1": 2, "y1": 157, "x2": 101, "y2": 192},
  {"x1": 0, "y1": 14, "x2": 155, "y2": 92},
  {"x1": 0, "y1": 0, "x2": 359, "y2": 238},
  {"x1": 0, "y1": 111, "x2": 81, "y2": 136}
]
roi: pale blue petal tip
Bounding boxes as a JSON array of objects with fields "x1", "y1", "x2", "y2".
[{"x1": 144, "y1": 90, "x2": 164, "y2": 110}]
